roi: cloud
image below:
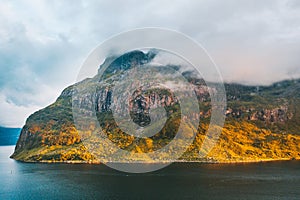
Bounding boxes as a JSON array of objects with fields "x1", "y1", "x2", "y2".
[
  {"x1": 0, "y1": 0, "x2": 300, "y2": 126},
  {"x1": 0, "y1": 94, "x2": 41, "y2": 127}
]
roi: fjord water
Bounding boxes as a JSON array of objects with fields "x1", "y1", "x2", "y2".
[{"x1": 1, "y1": 146, "x2": 299, "y2": 200}]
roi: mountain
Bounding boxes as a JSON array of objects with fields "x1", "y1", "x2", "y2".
[
  {"x1": 0, "y1": 127, "x2": 21, "y2": 146},
  {"x1": 11, "y1": 50, "x2": 300, "y2": 163}
]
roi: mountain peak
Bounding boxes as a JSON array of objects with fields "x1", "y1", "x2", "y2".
[{"x1": 98, "y1": 50, "x2": 157, "y2": 75}]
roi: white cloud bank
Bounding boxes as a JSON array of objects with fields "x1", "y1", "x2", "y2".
[{"x1": 0, "y1": 0, "x2": 300, "y2": 127}]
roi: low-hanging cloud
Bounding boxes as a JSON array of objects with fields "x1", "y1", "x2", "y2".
[{"x1": 0, "y1": 0, "x2": 300, "y2": 127}]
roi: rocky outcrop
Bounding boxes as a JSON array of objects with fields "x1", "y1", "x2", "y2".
[{"x1": 11, "y1": 50, "x2": 300, "y2": 162}]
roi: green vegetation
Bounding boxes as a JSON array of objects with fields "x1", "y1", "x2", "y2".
[{"x1": 10, "y1": 51, "x2": 300, "y2": 163}]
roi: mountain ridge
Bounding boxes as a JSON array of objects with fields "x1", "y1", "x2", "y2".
[
  {"x1": 11, "y1": 50, "x2": 300, "y2": 163},
  {"x1": 0, "y1": 126, "x2": 21, "y2": 146}
]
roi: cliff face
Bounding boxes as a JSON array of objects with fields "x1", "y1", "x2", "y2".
[{"x1": 11, "y1": 50, "x2": 300, "y2": 163}]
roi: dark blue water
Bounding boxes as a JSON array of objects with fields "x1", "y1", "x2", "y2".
[{"x1": 0, "y1": 146, "x2": 299, "y2": 200}]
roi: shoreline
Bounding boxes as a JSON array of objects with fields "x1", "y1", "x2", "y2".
[
  {"x1": 12, "y1": 157, "x2": 300, "y2": 165},
  {"x1": 6, "y1": 144, "x2": 299, "y2": 165}
]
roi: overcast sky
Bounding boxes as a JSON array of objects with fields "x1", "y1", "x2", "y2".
[{"x1": 1, "y1": 0, "x2": 300, "y2": 127}]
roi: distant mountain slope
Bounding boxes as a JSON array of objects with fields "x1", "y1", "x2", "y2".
[
  {"x1": 0, "y1": 127, "x2": 21, "y2": 145},
  {"x1": 11, "y1": 50, "x2": 300, "y2": 163}
]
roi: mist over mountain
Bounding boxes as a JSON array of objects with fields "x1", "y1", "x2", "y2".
[{"x1": 11, "y1": 50, "x2": 300, "y2": 163}]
